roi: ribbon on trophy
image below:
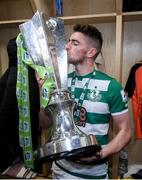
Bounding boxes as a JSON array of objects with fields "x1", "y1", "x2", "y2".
[
  {"x1": 16, "y1": 11, "x2": 68, "y2": 169},
  {"x1": 16, "y1": 33, "x2": 55, "y2": 169}
]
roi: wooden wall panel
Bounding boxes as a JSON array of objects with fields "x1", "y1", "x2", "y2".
[
  {"x1": 0, "y1": 28, "x2": 19, "y2": 75},
  {"x1": 0, "y1": 0, "x2": 33, "y2": 20},
  {"x1": 115, "y1": 15, "x2": 123, "y2": 81},
  {"x1": 29, "y1": 0, "x2": 55, "y2": 17},
  {"x1": 62, "y1": 0, "x2": 116, "y2": 16}
]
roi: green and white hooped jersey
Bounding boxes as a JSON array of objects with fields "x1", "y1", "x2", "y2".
[
  {"x1": 53, "y1": 69, "x2": 128, "y2": 178},
  {"x1": 68, "y1": 69, "x2": 128, "y2": 145}
]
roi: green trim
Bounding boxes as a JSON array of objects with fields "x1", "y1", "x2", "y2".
[{"x1": 55, "y1": 161, "x2": 106, "y2": 179}]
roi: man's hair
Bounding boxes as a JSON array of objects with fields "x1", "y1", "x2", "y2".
[{"x1": 73, "y1": 24, "x2": 103, "y2": 56}]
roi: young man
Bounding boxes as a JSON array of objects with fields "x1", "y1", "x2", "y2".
[{"x1": 38, "y1": 24, "x2": 131, "y2": 179}]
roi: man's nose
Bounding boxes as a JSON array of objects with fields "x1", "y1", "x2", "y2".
[{"x1": 66, "y1": 41, "x2": 71, "y2": 50}]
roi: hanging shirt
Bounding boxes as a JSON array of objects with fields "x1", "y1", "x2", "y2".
[
  {"x1": 125, "y1": 62, "x2": 142, "y2": 139},
  {"x1": 125, "y1": 62, "x2": 142, "y2": 98}
]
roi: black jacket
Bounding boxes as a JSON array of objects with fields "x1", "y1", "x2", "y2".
[{"x1": 0, "y1": 38, "x2": 40, "y2": 172}]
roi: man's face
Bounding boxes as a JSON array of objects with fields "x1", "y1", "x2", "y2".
[{"x1": 66, "y1": 32, "x2": 90, "y2": 65}]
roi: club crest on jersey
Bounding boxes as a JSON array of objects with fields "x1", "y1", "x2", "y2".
[{"x1": 87, "y1": 88, "x2": 102, "y2": 101}]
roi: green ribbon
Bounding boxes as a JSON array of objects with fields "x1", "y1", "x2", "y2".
[{"x1": 16, "y1": 33, "x2": 55, "y2": 169}]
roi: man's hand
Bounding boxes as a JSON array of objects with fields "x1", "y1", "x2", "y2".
[
  {"x1": 74, "y1": 151, "x2": 102, "y2": 164},
  {"x1": 39, "y1": 108, "x2": 53, "y2": 130},
  {"x1": 35, "y1": 72, "x2": 46, "y2": 90},
  {"x1": 79, "y1": 151, "x2": 102, "y2": 162}
]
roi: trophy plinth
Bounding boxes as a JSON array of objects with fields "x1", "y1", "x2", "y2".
[{"x1": 38, "y1": 89, "x2": 102, "y2": 163}]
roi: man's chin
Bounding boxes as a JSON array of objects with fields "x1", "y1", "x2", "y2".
[
  {"x1": 68, "y1": 59, "x2": 74, "y2": 64},
  {"x1": 68, "y1": 61, "x2": 76, "y2": 65}
]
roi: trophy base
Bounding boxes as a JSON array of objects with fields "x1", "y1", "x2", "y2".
[
  {"x1": 38, "y1": 144, "x2": 102, "y2": 163},
  {"x1": 38, "y1": 134, "x2": 97, "y2": 158},
  {"x1": 37, "y1": 134, "x2": 102, "y2": 163}
]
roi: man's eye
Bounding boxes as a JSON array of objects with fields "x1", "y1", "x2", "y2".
[
  {"x1": 69, "y1": 39, "x2": 79, "y2": 46},
  {"x1": 73, "y1": 42, "x2": 78, "y2": 46}
]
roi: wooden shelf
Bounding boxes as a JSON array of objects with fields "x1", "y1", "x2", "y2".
[
  {"x1": 2, "y1": 11, "x2": 142, "y2": 28},
  {"x1": 0, "y1": 19, "x2": 29, "y2": 28},
  {"x1": 59, "y1": 13, "x2": 116, "y2": 25},
  {"x1": 0, "y1": 13, "x2": 116, "y2": 28},
  {"x1": 122, "y1": 11, "x2": 142, "y2": 22}
]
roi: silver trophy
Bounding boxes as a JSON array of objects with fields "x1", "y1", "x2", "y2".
[
  {"x1": 20, "y1": 11, "x2": 101, "y2": 163},
  {"x1": 39, "y1": 89, "x2": 102, "y2": 163}
]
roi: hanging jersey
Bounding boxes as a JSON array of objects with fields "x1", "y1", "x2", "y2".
[
  {"x1": 125, "y1": 63, "x2": 142, "y2": 97},
  {"x1": 132, "y1": 66, "x2": 142, "y2": 138},
  {"x1": 125, "y1": 63, "x2": 142, "y2": 139}
]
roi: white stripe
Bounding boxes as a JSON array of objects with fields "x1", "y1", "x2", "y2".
[
  {"x1": 2, "y1": 166, "x2": 11, "y2": 175},
  {"x1": 68, "y1": 77, "x2": 91, "y2": 88},
  {"x1": 79, "y1": 123, "x2": 109, "y2": 135},
  {"x1": 68, "y1": 78, "x2": 72, "y2": 87},
  {"x1": 26, "y1": 171, "x2": 33, "y2": 179},
  {"x1": 16, "y1": 167, "x2": 27, "y2": 178},
  {"x1": 68, "y1": 78, "x2": 111, "y2": 91},
  {"x1": 26, "y1": 171, "x2": 36, "y2": 178},
  {"x1": 53, "y1": 161, "x2": 107, "y2": 177},
  {"x1": 89, "y1": 79, "x2": 110, "y2": 91},
  {"x1": 112, "y1": 109, "x2": 128, "y2": 116},
  {"x1": 76, "y1": 78, "x2": 89, "y2": 88},
  {"x1": 83, "y1": 100, "x2": 109, "y2": 114}
]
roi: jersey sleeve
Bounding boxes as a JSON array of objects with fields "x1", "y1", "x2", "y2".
[{"x1": 108, "y1": 79, "x2": 128, "y2": 115}]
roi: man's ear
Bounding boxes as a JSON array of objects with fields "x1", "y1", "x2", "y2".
[{"x1": 87, "y1": 48, "x2": 97, "y2": 58}]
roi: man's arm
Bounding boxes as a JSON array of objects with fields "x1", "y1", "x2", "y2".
[
  {"x1": 80, "y1": 111, "x2": 131, "y2": 162},
  {"x1": 101, "y1": 111, "x2": 131, "y2": 158},
  {"x1": 35, "y1": 71, "x2": 53, "y2": 130}
]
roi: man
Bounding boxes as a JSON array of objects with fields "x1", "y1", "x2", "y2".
[{"x1": 38, "y1": 24, "x2": 131, "y2": 179}]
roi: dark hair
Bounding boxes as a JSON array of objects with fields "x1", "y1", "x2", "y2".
[{"x1": 73, "y1": 24, "x2": 103, "y2": 56}]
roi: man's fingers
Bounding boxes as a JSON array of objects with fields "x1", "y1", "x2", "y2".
[{"x1": 79, "y1": 151, "x2": 102, "y2": 162}]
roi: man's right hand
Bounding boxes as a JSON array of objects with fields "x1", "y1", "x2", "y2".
[
  {"x1": 35, "y1": 71, "x2": 46, "y2": 90},
  {"x1": 39, "y1": 108, "x2": 53, "y2": 130}
]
